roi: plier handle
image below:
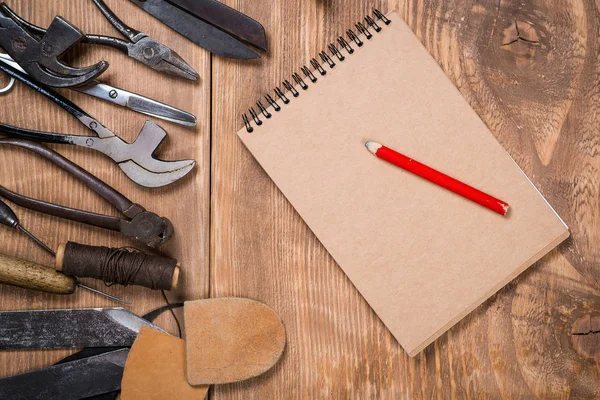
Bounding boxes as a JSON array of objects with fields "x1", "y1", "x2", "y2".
[{"x1": 0, "y1": 138, "x2": 173, "y2": 248}]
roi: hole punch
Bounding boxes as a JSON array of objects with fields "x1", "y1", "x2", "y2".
[
  {"x1": 301, "y1": 66, "x2": 317, "y2": 83},
  {"x1": 373, "y1": 9, "x2": 391, "y2": 25},
  {"x1": 338, "y1": 37, "x2": 354, "y2": 54},
  {"x1": 274, "y1": 87, "x2": 290, "y2": 104},
  {"x1": 310, "y1": 58, "x2": 327, "y2": 75},
  {"x1": 283, "y1": 80, "x2": 299, "y2": 97},
  {"x1": 320, "y1": 51, "x2": 336, "y2": 68},
  {"x1": 328, "y1": 44, "x2": 345, "y2": 61},
  {"x1": 292, "y1": 73, "x2": 308, "y2": 90},
  {"x1": 347, "y1": 29, "x2": 363, "y2": 47},
  {"x1": 265, "y1": 94, "x2": 281, "y2": 111},
  {"x1": 356, "y1": 22, "x2": 372, "y2": 39},
  {"x1": 257, "y1": 101, "x2": 272, "y2": 118},
  {"x1": 249, "y1": 107, "x2": 262, "y2": 125}
]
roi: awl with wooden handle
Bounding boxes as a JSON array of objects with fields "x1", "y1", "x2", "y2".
[
  {"x1": 0, "y1": 252, "x2": 76, "y2": 294},
  {"x1": 0, "y1": 198, "x2": 128, "y2": 303}
]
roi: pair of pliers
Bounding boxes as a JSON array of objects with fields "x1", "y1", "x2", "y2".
[
  {"x1": 0, "y1": 61, "x2": 196, "y2": 188},
  {"x1": 0, "y1": 138, "x2": 173, "y2": 248},
  {"x1": 1, "y1": 0, "x2": 198, "y2": 82}
]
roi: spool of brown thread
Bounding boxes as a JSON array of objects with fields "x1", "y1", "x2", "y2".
[{"x1": 55, "y1": 242, "x2": 180, "y2": 291}]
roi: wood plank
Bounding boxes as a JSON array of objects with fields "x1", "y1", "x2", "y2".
[
  {"x1": 211, "y1": 0, "x2": 600, "y2": 397},
  {"x1": 0, "y1": 0, "x2": 210, "y2": 378}
]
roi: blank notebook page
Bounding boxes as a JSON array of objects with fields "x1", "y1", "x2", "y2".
[{"x1": 237, "y1": 11, "x2": 569, "y2": 357}]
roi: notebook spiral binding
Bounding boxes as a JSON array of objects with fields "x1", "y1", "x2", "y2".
[{"x1": 242, "y1": 8, "x2": 391, "y2": 133}]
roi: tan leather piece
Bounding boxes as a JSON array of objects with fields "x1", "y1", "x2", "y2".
[
  {"x1": 121, "y1": 327, "x2": 209, "y2": 400},
  {"x1": 184, "y1": 297, "x2": 286, "y2": 385}
]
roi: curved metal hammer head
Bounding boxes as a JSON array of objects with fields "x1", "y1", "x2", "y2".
[{"x1": 0, "y1": 14, "x2": 108, "y2": 87}]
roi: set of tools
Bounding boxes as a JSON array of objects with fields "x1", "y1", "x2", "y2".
[{"x1": 0, "y1": 1, "x2": 270, "y2": 398}]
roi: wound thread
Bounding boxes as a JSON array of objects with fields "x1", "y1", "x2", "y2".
[{"x1": 60, "y1": 241, "x2": 178, "y2": 290}]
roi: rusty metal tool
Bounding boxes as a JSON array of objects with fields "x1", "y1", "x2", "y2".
[
  {"x1": 0, "y1": 308, "x2": 165, "y2": 349},
  {"x1": 0, "y1": 349, "x2": 130, "y2": 400},
  {"x1": 0, "y1": 304, "x2": 182, "y2": 400},
  {"x1": 128, "y1": 0, "x2": 267, "y2": 59},
  {"x1": 0, "y1": 61, "x2": 196, "y2": 188},
  {"x1": 0, "y1": 1, "x2": 198, "y2": 81},
  {"x1": 0, "y1": 5, "x2": 108, "y2": 87},
  {"x1": 0, "y1": 53, "x2": 197, "y2": 126},
  {"x1": 0, "y1": 138, "x2": 174, "y2": 248},
  {"x1": 0, "y1": 199, "x2": 129, "y2": 303}
]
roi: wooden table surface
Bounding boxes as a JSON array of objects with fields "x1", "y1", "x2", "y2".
[{"x1": 1, "y1": 0, "x2": 599, "y2": 398}]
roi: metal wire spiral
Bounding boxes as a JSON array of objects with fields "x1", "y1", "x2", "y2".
[{"x1": 242, "y1": 9, "x2": 391, "y2": 133}]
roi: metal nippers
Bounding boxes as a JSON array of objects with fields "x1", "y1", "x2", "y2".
[{"x1": 0, "y1": 138, "x2": 173, "y2": 248}]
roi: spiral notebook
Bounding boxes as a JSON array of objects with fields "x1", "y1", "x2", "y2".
[{"x1": 237, "y1": 10, "x2": 569, "y2": 356}]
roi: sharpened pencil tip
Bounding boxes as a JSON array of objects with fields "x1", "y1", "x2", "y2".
[{"x1": 365, "y1": 141, "x2": 382, "y2": 155}]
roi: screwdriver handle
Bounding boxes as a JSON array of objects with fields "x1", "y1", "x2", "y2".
[
  {"x1": 0, "y1": 252, "x2": 76, "y2": 295},
  {"x1": 0, "y1": 199, "x2": 19, "y2": 228}
]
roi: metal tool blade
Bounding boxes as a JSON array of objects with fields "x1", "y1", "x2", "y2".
[
  {"x1": 128, "y1": 0, "x2": 260, "y2": 59},
  {"x1": 0, "y1": 308, "x2": 165, "y2": 350},
  {"x1": 0, "y1": 349, "x2": 129, "y2": 400},
  {"x1": 165, "y1": 0, "x2": 267, "y2": 50},
  {"x1": 0, "y1": 54, "x2": 197, "y2": 127},
  {"x1": 75, "y1": 81, "x2": 197, "y2": 126}
]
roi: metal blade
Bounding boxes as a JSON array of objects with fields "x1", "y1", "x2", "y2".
[
  {"x1": 0, "y1": 308, "x2": 165, "y2": 350},
  {"x1": 0, "y1": 349, "x2": 129, "y2": 400},
  {"x1": 128, "y1": 0, "x2": 260, "y2": 59},
  {"x1": 74, "y1": 81, "x2": 197, "y2": 126},
  {"x1": 0, "y1": 54, "x2": 197, "y2": 127},
  {"x1": 165, "y1": 0, "x2": 267, "y2": 50}
]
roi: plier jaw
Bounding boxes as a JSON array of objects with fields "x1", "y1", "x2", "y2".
[
  {"x1": 120, "y1": 211, "x2": 174, "y2": 249},
  {"x1": 127, "y1": 36, "x2": 199, "y2": 81}
]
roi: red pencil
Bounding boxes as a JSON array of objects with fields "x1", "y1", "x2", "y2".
[{"x1": 365, "y1": 141, "x2": 510, "y2": 216}]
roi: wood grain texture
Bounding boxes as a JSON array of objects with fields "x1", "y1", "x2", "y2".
[
  {"x1": 211, "y1": 0, "x2": 600, "y2": 398},
  {"x1": 0, "y1": 0, "x2": 210, "y2": 378}
]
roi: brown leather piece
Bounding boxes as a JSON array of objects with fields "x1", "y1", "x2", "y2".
[
  {"x1": 121, "y1": 327, "x2": 209, "y2": 400},
  {"x1": 184, "y1": 297, "x2": 286, "y2": 385}
]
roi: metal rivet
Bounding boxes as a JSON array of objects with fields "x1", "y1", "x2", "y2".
[
  {"x1": 109, "y1": 90, "x2": 118, "y2": 99},
  {"x1": 86, "y1": 138, "x2": 94, "y2": 146},
  {"x1": 89, "y1": 121, "x2": 98, "y2": 129}
]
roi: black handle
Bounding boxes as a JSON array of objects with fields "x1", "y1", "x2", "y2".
[
  {"x1": 91, "y1": 0, "x2": 141, "y2": 42},
  {"x1": 0, "y1": 199, "x2": 19, "y2": 228},
  {"x1": 0, "y1": 139, "x2": 135, "y2": 230},
  {"x1": 0, "y1": 62, "x2": 89, "y2": 120}
]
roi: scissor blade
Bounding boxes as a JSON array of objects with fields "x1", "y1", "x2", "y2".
[
  {"x1": 128, "y1": 0, "x2": 260, "y2": 59},
  {"x1": 0, "y1": 308, "x2": 165, "y2": 350},
  {"x1": 75, "y1": 81, "x2": 197, "y2": 126},
  {"x1": 0, "y1": 349, "x2": 129, "y2": 400},
  {"x1": 0, "y1": 53, "x2": 196, "y2": 126},
  {"x1": 164, "y1": 0, "x2": 267, "y2": 51}
]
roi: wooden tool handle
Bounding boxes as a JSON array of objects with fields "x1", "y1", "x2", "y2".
[{"x1": 0, "y1": 253, "x2": 76, "y2": 295}]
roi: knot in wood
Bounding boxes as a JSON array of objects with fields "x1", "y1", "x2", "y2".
[
  {"x1": 501, "y1": 20, "x2": 541, "y2": 66},
  {"x1": 571, "y1": 314, "x2": 600, "y2": 359}
]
